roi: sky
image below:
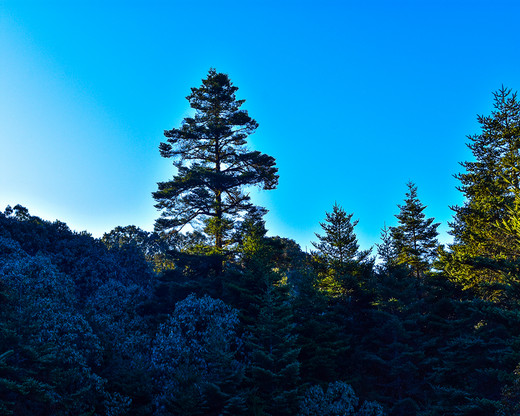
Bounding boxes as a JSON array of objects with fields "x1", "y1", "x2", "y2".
[{"x1": 1, "y1": 0, "x2": 520, "y2": 253}]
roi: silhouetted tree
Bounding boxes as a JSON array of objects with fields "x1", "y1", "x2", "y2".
[
  {"x1": 292, "y1": 269, "x2": 348, "y2": 386},
  {"x1": 376, "y1": 224, "x2": 398, "y2": 276},
  {"x1": 153, "y1": 69, "x2": 278, "y2": 251},
  {"x1": 246, "y1": 279, "x2": 301, "y2": 416},
  {"x1": 390, "y1": 182, "x2": 439, "y2": 278},
  {"x1": 312, "y1": 203, "x2": 371, "y2": 296}
]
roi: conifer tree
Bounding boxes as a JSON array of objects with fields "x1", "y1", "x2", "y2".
[
  {"x1": 223, "y1": 221, "x2": 301, "y2": 415},
  {"x1": 246, "y1": 280, "x2": 301, "y2": 416},
  {"x1": 291, "y1": 269, "x2": 348, "y2": 386},
  {"x1": 153, "y1": 69, "x2": 278, "y2": 251},
  {"x1": 312, "y1": 203, "x2": 371, "y2": 290},
  {"x1": 390, "y1": 182, "x2": 439, "y2": 278},
  {"x1": 444, "y1": 87, "x2": 520, "y2": 297},
  {"x1": 376, "y1": 224, "x2": 398, "y2": 276}
]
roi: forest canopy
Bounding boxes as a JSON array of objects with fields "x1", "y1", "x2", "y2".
[{"x1": 1, "y1": 72, "x2": 520, "y2": 416}]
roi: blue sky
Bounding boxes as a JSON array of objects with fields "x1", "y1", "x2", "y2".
[{"x1": 1, "y1": 1, "x2": 519, "y2": 253}]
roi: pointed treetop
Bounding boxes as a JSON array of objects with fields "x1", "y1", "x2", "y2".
[
  {"x1": 313, "y1": 202, "x2": 371, "y2": 270},
  {"x1": 153, "y1": 69, "x2": 278, "y2": 251},
  {"x1": 390, "y1": 182, "x2": 439, "y2": 278}
]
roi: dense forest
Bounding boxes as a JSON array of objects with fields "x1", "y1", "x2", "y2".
[{"x1": 2, "y1": 69, "x2": 520, "y2": 415}]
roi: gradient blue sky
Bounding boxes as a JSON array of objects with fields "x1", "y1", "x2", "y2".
[{"x1": 1, "y1": 1, "x2": 519, "y2": 252}]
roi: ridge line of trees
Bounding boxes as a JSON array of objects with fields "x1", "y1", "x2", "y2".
[{"x1": 2, "y1": 71, "x2": 520, "y2": 415}]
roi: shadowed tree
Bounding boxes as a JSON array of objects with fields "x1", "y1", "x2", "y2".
[
  {"x1": 313, "y1": 203, "x2": 371, "y2": 273},
  {"x1": 245, "y1": 275, "x2": 301, "y2": 416},
  {"x1": 312, "y1": 203, "x2": 372, "y2": 296},
  {"x1": 376, "y1": 223, "x2": 398, "y2": 277},
  {"x1": 390, "y1": 182, "x2": 439, "y2": 278},
  {"x1": 151, "y1": 294, "x2": 246, "y2": 416},
  {"x1": 298, "y1": 381, "x2": 385, "y2": 416},
  {"x1": 153, "y1": 69, "x2": 278, "y2": 252}
]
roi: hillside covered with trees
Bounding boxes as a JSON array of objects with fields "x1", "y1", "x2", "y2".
[{"x1": 2, "y1": 70, "x2": 520, "y2": 415}]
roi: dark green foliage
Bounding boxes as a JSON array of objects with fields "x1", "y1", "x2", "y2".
[
  {"x1": 0, "y1": 236, "x2": 105, "y2": 415},
  {"x1": 0, "y1": 262, "x2": 55, "y2": 416},
  {"x1": 376, "y1": 224, "x2": 398, "y2": 275},
  {"x1": 221, "y1": 210, "x2": 284, "y2": 326},
  {"x1": 390, "y1": 182, "x2": 439, "y2": 278},
  {"x1": 500, "y1": 364, "x2": 520, "y2": 415},
  {"x1": 147, "y1": 240, "x2": 228, "y2": 320},
  {"x1": 85, "y1": 279, "x2": 153, "y2": 415},
  {"x1": 153, "y1": 68, "x2": 278, "y2": 250},
  {"x1": 313, "y1": 203, "x2": 371, "y2": 275},
  {"x1": 224, "y1": 224, "x2": 302, "y2": 415},
  {"x1": 0, "y1": 208, "x2": 156, "y2": 415},
  {"x1": 421, "y1": 296, "x2": 520, "y2": 416},
  {"x1": 246, "y1": 280, "x2": 301, "y2": 416},
  {"x1": 102, "y1": 225, "x2": 167, "y2": 271},
  {"x1": 312, "y1": 203, "x2": 373, "y2": 298},
  {"x1": 1, "y1": 206, "x2": 155, "y2": 300},
  {"x1": 291, "y1": 269, "x2": 348, "y2": 385},
  {"x1": 346, "y1": 265, "x2": 423, "y2": 413},
  {"x1": 6, "y1": 85, "x2": 520, "y2": 416},
  {"x1": 445, "y1": 87, "x2": 520, "y2": 298}
]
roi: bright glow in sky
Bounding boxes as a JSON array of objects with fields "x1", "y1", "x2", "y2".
[{"x1": 1, "y1": 1, "x2": 520, "y2": 252}]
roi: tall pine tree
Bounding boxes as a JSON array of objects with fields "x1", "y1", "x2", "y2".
[
  {"x1": 444, "y1": 87, "x2": 520, "y2": 298},
  {"x1": 153, "y1": 69, "x2": 278, "y2": 251}
]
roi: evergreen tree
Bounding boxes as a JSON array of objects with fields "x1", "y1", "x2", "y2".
[
  {"x1": 291, "y1": 269, "x2": 348, "y2": 386},
  {"x1": 224, "y1": 222, "x2": 300, "y2": 416},
  {"x1": 423, "y1": 296, "x2": 520, "y2": 416},
  {"x1": 500, "y1": 364, "x2": 520, "y2": 415},
  {"x1": 312, "y1": 203, "x2": 371, "y2": 295},
  {"x1": 376, "y1": 224, "x2": 398, "y2": 276},
  {"x1": 352, "y1": 263, "x2": 427, "y2": 414},
  {"x1": 444, "y1": 87, "x2": 520, "y2": 297},
  {"x1": 153, "y1": 69, "x2": 278, "y2": 251},
  {"x1": 246, "y1": 279, "x2": 301, "y2": 416},
  {"x1": 390, "y1": 182, "x2": 439, "y2": 278},
  {"x1": 313, "y1": 203, "x2": 370, "y2": 269}
]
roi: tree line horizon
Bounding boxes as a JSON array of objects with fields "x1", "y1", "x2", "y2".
[
  {"x1": 2, "y1": 69, "x2": 520, "y2": 415},
  {"x1": 150, "y1": 68, "x2": 443, "y2": 265},
  {"x1": 150, "y1": 68, "x2": 506, "y2": 281}
]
